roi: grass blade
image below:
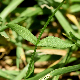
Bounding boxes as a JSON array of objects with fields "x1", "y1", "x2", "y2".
[
  {"x1": 54, "y1": 10, "x2": 80, "y2": 39},
  {"x1": 0, "y1": 0, "x2": 23, "y2": 20},
  {"x1": 0, "y1": 69, "x2": 14, "y2": 80},
  {"x1": 13, "y1": 64, "x2": 29, "y2": 80},
  {"x1": 70, "y1": 4, "x2": 80, "y2": 13},
  {"x1": 39, "y1": 64, "x2": 80, "y2": 80}
]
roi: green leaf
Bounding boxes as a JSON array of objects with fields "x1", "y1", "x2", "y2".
[
  {"x1": 13, "y1": 64, "x2": 29, "y2": 80},
  {"x1": 70, "y1": 4, "x2": 80, "y2": 13},
  {"x1": 0, "y1": 0, "x2": 24, "y2": 20},
  {"x1": 69, "y1": 32, "x2": 78, "y2": 41},
  {"x1": 39, "y1": 63, "x2": 80, "y2": 80},
  {"x1": 71, "y1": 0, "x2": 80, "y2": 2},
  {"x1": 37, "y1": 36, "x2": 74, "y2": 48},
  {"x1": 19, "y1": 7, "x2": 42, "y2": 17},
  {"x1": 6, "y1": 23, "x2": 37, "y2": 45},
  {"x1": 0, "y1": 69, "x2": 14, "y2": 80},
  {"x1": 54, "y1": 10, "x2": 80, "y2": 39}
]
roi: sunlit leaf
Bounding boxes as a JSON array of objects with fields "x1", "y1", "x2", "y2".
[
  {"x1": 37, "y1": 36, "x2": 74, "y2": 48},
  {"x1": 7, "y1": 23, "x2": 37, "y2": 45},
  {"x1": 70, "y1": 4, "x2": 80, "y2": 13}
]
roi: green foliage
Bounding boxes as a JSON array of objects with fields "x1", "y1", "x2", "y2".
[
  {"x1": 0, "y1": 69, "x2": 14, "y2": 79},
  {"x1": 39, "y1": 64, "x2": 80, "y2": 80},
  {"x1": 70, "y1": 4, "x2": 80, "y2": 13},
  {"x1": 0, "y1": 0, "x2": 23, "y2": 20},
  {"x1": 25, "y1": 1, "x2": 65, "y2": 78},
  {"x1": 54, "y1": 10, "x2": 80, "y2": 39},
  {"x1": 7, "y1": 23, "x2": 37, "y2": 45},
  {"x1": 37, "y1": 36, "x2": 74, "y2": 48},
  {"x1": 13, "y1": 64, "x2": 29, "y2": 80},
  {"x1": 0, "y1": 17, "x2": 3, "y2": 26},
  {"x1": 0, "y1": 0, "x2": 80, "y2": 80}
]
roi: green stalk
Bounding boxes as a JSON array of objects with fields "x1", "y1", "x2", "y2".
[{"x1": 26, "y1": 0, "x2": 65, "y2": 78}]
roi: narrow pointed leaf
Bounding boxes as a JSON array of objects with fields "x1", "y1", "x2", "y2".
[
  {"x1": 7, "y1": 23, "x2": 37, "y2": 44},
  {"x1": 39, "y1": 64, "x2": 80, "y2": 80},
  {"x1": 54, "y1": 10, "x2": 80, "y2": 39},
  {"x1": 37, "y1": 36, "x2": 74, "y2": 48}
]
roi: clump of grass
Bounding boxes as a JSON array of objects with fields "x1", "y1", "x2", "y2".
[{"x1": 0, "y1": 0, "x2": 80, "y2": 80}]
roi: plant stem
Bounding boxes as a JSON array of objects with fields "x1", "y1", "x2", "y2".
[{"x1": 26, "y1": 0, "x2": 65, "y2": 78}]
